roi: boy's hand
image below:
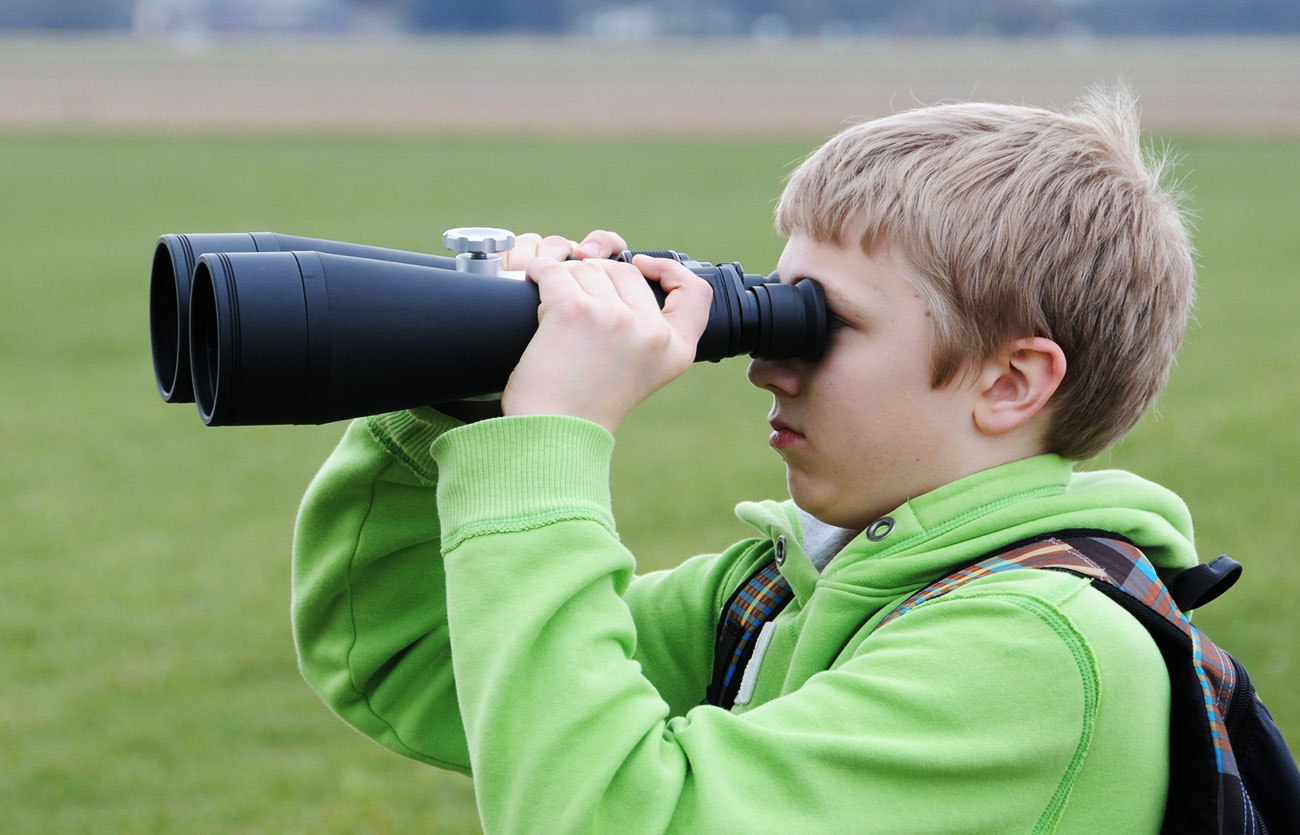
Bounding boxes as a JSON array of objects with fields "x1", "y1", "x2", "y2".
[
  {"x1": 503, "y1": 229, "x2": 629, "y2": 270},
  {"x1": 501, "y1": 254, "x2": 712, "y2": 434},
  {"x1": 437, "y1": 229, "x2": 630, "y2": 422}
]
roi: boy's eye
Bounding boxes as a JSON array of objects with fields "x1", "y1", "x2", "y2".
[{"x1": 827, "y1": 313, "x2": 852, "y2": 332}]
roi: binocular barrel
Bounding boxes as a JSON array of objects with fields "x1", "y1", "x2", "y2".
[
  {"x1": 151, "y1": 232, "x2": 457, "y2": 404},
  {"x1": 150, "y1": 231, "x2": 827, "y2": 426}
]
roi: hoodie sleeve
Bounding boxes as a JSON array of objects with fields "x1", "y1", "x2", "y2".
[
  {"x1": 291, "y1": 410, "x2": 755, "y2": 771},
  {"x1": 432, "y1": 416, "x2": 1170, "y2": 834},
  {"x1": 291, "y1": 409, "x2": 473, "y2": 771}
]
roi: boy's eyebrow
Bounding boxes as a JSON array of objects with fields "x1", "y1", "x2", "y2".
[{"x1": 816, "y1": 282, "x2": 872, "y2": 318}]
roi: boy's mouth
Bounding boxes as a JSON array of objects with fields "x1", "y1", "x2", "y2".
[{"x1": 768, "y1": 418, "x2": 804, "y2": 450}]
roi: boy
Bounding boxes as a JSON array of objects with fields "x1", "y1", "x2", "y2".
[{"x1": 292, "y1": 86, "x2": 1196, "y2": 833}]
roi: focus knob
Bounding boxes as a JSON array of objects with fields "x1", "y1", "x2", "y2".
[
  {"x1": 443, "y1": 226, "x2": 515, "y2": 255},
  {"x1": 442, "y1": 227, "x2": 516, "y2": 276}
]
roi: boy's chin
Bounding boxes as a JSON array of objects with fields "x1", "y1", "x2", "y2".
[
  {"x1": 796, "y1": 504, "x2": 869, "y2": 533},
  {"x1": 787, "y1": 471, "x2": 899, "y2": 532},
  {"x1": 787, "y1": 476, "x2": 860, "y2": 531}
]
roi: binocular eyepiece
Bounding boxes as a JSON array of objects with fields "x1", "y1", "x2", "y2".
[{"x1": 150, "y1": 228, "x2": 828, "y2": 426}]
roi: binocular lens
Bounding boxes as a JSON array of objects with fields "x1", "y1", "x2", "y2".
[{"x1": 150, "y1": 243, "x2": 183, "y2": 401}]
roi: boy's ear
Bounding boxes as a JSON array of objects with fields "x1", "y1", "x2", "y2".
[{"x1": 972, "y1": 337, "x2": 1067, "y2": 437}]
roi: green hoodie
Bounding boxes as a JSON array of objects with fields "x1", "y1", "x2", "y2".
[{"x1": 292, "y1": 408, "x2": 1198, "y2": 834}]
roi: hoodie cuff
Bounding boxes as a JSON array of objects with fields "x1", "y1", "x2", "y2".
[
  {"x1": 431, "y1": 415, "x2": 616, "y2": 552},
  {"x1": 365, "y1": 407, "x2": 464, "y2": 485}
]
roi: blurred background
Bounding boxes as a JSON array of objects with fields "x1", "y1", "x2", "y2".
[
  {"x1": 2, "y1": 2, "x2": 1298, "y2": 833},
  {"x1": 3, "y1": 0, "x2": 1299, "y2": 37}
]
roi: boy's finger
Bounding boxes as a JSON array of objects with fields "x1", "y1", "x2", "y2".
[
  {"x1": 505, "y1": 233, "x2": 579, "y2": 270},
  {"x1": 537, "y1": 234, "x2": 580, "y2": 261},
  {"x1": 604, "y1": 260, "x2": 662, "y2": 317},
  {"x1": 564, "y1": 260, "x2": 623, "y2": 303},
  {"x1": 635, "y1": 256, "x2": 713, "y2": 339},
  {"x1": 527, "y1": 256, "x2": 584, "y2": 304},
  {"x1": 505, "y1": 232, "x2": 543, "y2": 270},
  {"x1": 576, "y1": 229, "x2": 629, "y2": 259}
]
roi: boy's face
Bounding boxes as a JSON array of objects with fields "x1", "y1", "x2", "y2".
[{"x1": 747, "y1": 233, "x2": 986, "y2": 530}]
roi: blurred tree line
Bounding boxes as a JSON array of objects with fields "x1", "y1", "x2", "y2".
[{"x1": 3, "y1": 0, "x2": 1298, "y2": 36}]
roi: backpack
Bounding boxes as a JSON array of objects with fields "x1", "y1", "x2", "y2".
[{"x1": 707, "y1": 532, "x2": 1300, "y2": 835}]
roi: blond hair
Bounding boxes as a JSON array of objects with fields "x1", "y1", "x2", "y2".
[{"x1": 776, "y1": 86, "x2": 1195, "y2": 460}]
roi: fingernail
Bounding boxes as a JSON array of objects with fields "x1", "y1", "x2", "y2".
[{"x1": 579, "y1": 242, "x2": 602, "y2": 257}]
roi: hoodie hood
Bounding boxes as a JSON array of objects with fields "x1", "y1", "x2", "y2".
[{"x1": 735, "y1": 454, "x2": 1197, "y2": 604}]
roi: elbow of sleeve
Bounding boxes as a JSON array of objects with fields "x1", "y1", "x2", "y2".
[
  {"x1": 290, "y1": 581, "x2": 472, "y2": 774},
  {"x1": 290, "y1": 569, "x2": 353, "y2": 708},
  {"x1": 291, "y1": 534, "x2": 473, "y2": 774}
]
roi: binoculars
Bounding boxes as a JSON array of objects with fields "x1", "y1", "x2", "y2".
[{"x1": 150, "y1": 227, "x2": 828, "y2": 426}]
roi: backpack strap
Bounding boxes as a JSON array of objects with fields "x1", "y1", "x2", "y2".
[
  {"x1": 706, "y1": 534, "x2": 1209, "y2": 710},
  {"x1": 1169, "y1": 553, "x2": 1243, "y2": 611},
  {"x1": 875, "y1": 536, "x2": 1114, "y2": 629},
  {"x1": 876, "y1": 533, "x2": 1255, "y2": 835},
  {"x1": 705, "y1": 539, "x2": 794, "y2": 709},
  {"x1": 708, "y1": 532, "x2": 1299, "y2": 833}
]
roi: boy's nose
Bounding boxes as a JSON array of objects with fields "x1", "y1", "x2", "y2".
[{"x1": 746, "y1": 357, "x2": 802, "y2": 397}]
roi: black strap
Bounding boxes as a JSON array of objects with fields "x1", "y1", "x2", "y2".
[{"x1": 1168, "y1": 554, "x2": 1242, "y2": 612}]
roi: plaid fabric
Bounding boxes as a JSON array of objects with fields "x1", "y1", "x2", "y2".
[
  {"x1": 876, "y1": 535, "x2": 1239, "y2": 780},
  {"x1": 877, "y1": 539, "x2": 1107, "y2": 628},
  {"x1": 718, "y1": 561, "x2": 793, "y2": 694}
]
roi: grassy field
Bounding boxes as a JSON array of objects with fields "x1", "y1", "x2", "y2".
[{"x1": 1, "y1": 130, "x2": 1296, "y2": 832}]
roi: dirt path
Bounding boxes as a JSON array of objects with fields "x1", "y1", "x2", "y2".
[{"x1": 2, "y1": 35, "x2": 1297, "y2": 137}]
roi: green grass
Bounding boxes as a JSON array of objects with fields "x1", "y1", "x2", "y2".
[{"x1": 1, "y1": 131, "x2": 1296, "y2": 832}]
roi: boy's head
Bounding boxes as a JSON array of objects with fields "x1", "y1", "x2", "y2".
[{"x1": 773, "y1": 86, "x2": 1195, "y2": 463}]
